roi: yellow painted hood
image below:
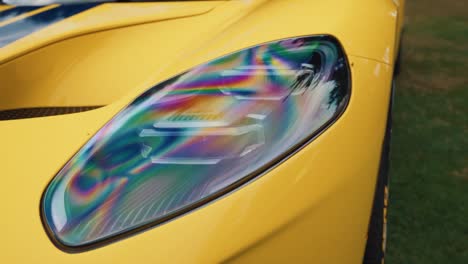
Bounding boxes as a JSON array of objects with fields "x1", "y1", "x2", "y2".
[
  {"x1": 0, "y1": 0, "x2": 397, "y2": 64},
  {"x1": 0, "y1": 0, "x2": 398, "y2": 110},
  {"x1": 0, "y1": 2, "x2": 222, "y2": 63}
]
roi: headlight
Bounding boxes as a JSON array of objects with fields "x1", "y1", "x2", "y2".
[{"x1": 42, "y1": 35, "x2": 350, "y2": 251}]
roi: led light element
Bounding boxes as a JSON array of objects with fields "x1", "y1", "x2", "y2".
[{"x1": 42, "y1": 36, "x2": 350, "y2": 250}]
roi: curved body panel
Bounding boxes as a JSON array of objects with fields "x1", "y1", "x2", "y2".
[{"x1": 0, "y1": 0, "x2": 402, "y2": 263}]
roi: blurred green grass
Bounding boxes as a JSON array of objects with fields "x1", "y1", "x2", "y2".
[{"x1": 386, "y1": 0, "x2": 468, "y2": 263}]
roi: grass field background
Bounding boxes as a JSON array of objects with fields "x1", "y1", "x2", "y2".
[{"x1": 386, "y1": 0, "x2": 468, "y2": 263}]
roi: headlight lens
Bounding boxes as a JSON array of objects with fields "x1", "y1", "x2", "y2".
[{"x1": 42, "y1": 35, "x2": 350, "y2": 250}]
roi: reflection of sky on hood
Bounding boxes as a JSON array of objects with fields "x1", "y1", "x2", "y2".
[
  {"x1": 0, "y1": 7, "x2": 38, "y2": 23},
  {"x1": 0, "y1": 21, "x2": 39, "y2": 46},
  {"x1": 4, "y1": 0, "x2": 112, "y2": 5},
  {"x1": 0, "y1": 3, "x2": 98, "y2": 48}
]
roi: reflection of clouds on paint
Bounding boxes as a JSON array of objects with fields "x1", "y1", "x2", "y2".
[
  {"x1": 0, "y1": 17, "x2": 63, "y2": 47},
  {"x1": 0, "y1": 3, "x2": 98, "y2": 48},
  {"x1": 0, "y1": 20, "x2": 40, "y2": 46},
  {"x1": 1, "y1": 14, "x2": 56, "y2": 46},
  {"x1": 0, "y1": 13, "x2": 23, "y2": 23},
  {"x1": 4, "y1": 0, "x2": 112, "y2": 5},
  {"x1": 0, "y1": 6, "x2": 39, "y2": 23}
]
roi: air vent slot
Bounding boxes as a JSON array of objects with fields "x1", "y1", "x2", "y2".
[{"x1": 0, "y1": 106, "x2": 102, "y2": 120}]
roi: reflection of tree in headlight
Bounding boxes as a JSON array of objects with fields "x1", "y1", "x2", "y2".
[{"x1": 291, "y1": 63, "x2": 316, "y2": 93}]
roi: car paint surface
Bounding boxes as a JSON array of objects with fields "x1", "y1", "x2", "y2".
[{"x1": 0, "y1": 0, "x2": 403, "y2": 263}]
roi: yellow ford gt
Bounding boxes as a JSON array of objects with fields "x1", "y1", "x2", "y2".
[{"x1": 0, "y1": 0, "x2": 405, "y2": 263}]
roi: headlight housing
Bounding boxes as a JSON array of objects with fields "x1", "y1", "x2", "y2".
[{"x1": 42, "y1": 35, "x2": 350, "y2": 251}]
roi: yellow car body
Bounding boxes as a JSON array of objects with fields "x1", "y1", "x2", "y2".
[{"x1": 0, "y1": 0, "x2": 404, "y2": 263}]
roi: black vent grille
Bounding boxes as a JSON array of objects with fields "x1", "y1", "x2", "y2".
[{"x1": 0, "y1": 106, "x2": 102, "y2": 121}]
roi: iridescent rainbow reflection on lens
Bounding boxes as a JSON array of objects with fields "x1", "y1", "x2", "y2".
[{"x1": 42, "y1": 36, "x2": 350, "y2": 248}]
